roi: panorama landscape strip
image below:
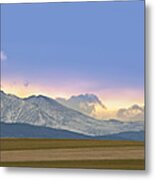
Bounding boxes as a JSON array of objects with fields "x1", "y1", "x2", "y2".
[{"x1": 0, "y1": 0, "x2": 145, "y2": 170}]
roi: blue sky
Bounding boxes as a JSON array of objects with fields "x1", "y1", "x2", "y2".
[{"x1": 1, "y1": 1, "x2": 144, "y2": 109}]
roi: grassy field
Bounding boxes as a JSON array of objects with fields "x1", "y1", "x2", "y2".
[{"x1": 0, "y1": 138, "x2": 145, "y2": 170}]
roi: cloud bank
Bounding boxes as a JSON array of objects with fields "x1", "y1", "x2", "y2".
[
  {"x1": 56, "y1": 94, "x2": 106, "y2": 118},
  {"x1": 117, "y1": 104, "x2": 144, "y2": 121}
]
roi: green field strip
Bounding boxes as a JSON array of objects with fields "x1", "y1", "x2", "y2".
[
  {"x1": 0, "y1": 159, "x2": 145, "y2": 170},
  {"x1": 0, "y1": 145, "x2": 144, "y2": 151},
  {"x1": 0, "y1": 138, "x2": 144, "y2": 151}
]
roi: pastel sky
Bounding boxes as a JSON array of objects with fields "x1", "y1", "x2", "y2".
[{"x1": 1, "y1": 1, "x2": 144, "y2": 114}]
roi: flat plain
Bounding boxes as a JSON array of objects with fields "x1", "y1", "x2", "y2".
[{"x1": 0, "y1": 138, "x2": 145, "y2": 170}]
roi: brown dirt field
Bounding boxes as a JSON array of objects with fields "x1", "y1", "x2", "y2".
[
  {"x1": 1, "y1": 146, "x2": 144, "y2": 162},
  {"x1": 0, "y1": 138, "x2": 145, "y2": 170}
]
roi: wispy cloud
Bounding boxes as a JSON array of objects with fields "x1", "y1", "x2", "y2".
[{"x1": 0, "y1": 51, "x2": 7, "y2": 61}]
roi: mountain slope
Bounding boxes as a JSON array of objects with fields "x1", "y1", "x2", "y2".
[
  {"x1": 0, "y1": 122, "x2": 144, "y2": 141},
  {"x1": 1, "y1": 91, "x2": 56, "y2": 126},
  {"x1": 0, "y1": 91, "x2": 144, "y2": 136}
]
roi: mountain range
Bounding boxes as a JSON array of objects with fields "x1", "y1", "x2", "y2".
[{"x1": 0, "y1": 91, "x2": 144, "y2": 138}]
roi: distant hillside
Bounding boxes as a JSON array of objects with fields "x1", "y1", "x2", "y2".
[
  {"x1": 95, "y1": 131, "x2": 144, "y2": 141},
  {"x1": 0, "y1": 122, "x2": 144, "y2": 141}
]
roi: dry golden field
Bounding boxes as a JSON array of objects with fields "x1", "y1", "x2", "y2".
[{"x1": 0, "y1": 138, "x2": 145, "y2": 170}]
